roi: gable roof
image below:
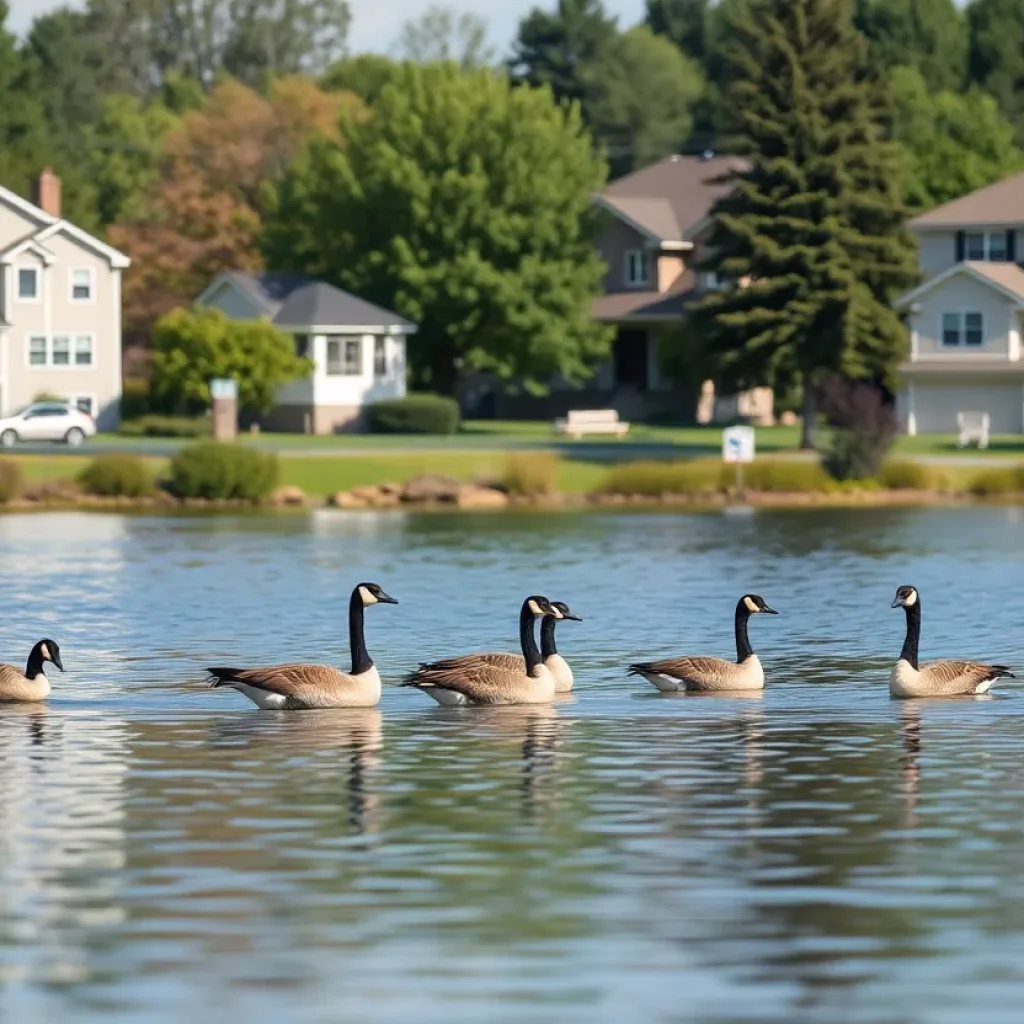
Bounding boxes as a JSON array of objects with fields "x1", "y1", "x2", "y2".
[
  {"x1": 201, "y1": 271, "x2": 418, "y2": 332},
  {"x1": 909, "y1": 170, "x2": 1024, "y2": 230},
  {"x1": 0, "y1": 183, "x2": 130, "y2": 268},
  {"x1": 894, "y1": 260, "x2": 1024, "y2": 308},
  {"x1": 597, "y1": 153, "x2": 749, "y2": 244}
]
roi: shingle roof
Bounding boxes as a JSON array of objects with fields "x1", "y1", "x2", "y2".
[
  {"x1": 599, "y1": 154, "x2": 749, "y2": 242},
  {"x1": 909, "y1": 170, "x2": 1024, "y2": 229},
  {"x1": 592, "y1": 271, "x2": 698, "y2": 322},
  {"x1": 223, "y1": 271, "x2": 417, "y2": 331},
  {"x1": 964, "y1": 260, "x2": 1024, "y2": 300},
  {"x1": 894, "y1": 260, "x2": 1024, "y2": 308}
]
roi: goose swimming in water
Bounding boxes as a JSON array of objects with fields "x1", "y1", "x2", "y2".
[{"x1": 0, "y1": 639, "x2": 64, "y2": 703}]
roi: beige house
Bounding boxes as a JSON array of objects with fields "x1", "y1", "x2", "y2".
[
  {"x1": 894, "y1": 172, "x2": 1024, "y2": 435},
  {"x1": 0, "y1": 169, "x2": 129, "y2": 429},
  {"x1": 199, "y1": 271, "x2": 417, "y2": 433}
]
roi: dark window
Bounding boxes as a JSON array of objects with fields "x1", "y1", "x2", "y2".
[
  {"x1": 294, "y1": 334, "x2": 310, "y2": 358},
  {"x1": 373, "y1": 337, "x2": 387, "y2": 377},
  {"x1": 613, "y1": 329, "x2": 649, "y2": 390}
]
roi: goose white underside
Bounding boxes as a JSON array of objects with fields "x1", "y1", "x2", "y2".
[
  {"x1": 228, "y1": 683, "x2": 289, "y2": 709},
  {"x1": 641, "y1": 672, "x2": 687, "y2": 693},
  {"x1": 421, "y1": 687, "x2": 471, "y2": 707}
]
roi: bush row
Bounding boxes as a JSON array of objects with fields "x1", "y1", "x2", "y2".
[
  {"x1": 598, "y1": 458, "x2": 834, "y2": 496},
  {"x1": 119, "y1": 414, "x2": 210, "y2": 438},
  {"x1": 367, "y1": 394, "x2": 460, "y2": 435}
]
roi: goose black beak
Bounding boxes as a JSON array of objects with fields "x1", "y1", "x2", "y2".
[
  {"x1": 52, "y1": 653, "x2": 65, "y2": 672},
  {"x1": 377, "y1": 591, "x2": 399, "y2": 605},
  {"x1": 762, "y1": 606, "x2": 779, "y2": 615},
  {"x1": 562, "y1": 611, "x2": 583, "y2": 621},
  {"x1": 890, "y1": 598, "x2": 902, "y2": 608}
]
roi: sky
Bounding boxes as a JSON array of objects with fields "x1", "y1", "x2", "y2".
[{"x1": 8, "y1": 0, "x2": 647, "y2": 50}]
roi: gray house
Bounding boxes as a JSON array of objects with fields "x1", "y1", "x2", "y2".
[{"x1": 199, "y1": 271, "x2": 417, "y2": 433}]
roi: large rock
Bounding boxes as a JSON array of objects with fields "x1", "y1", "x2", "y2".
[
  {"x1": 400, "y1": 474, "x2": 461, "y2": 503},
  {"x1": 269, "y1": 485, "x2": 307, "y2": 507},
  {"x1": 455, "y1": 484, "x2": 509, "y2": 509},
  {"x1": 350, "y1": 484, "x2": 400, "y2": 508}
]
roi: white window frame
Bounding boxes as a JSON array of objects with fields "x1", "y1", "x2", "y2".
[
  {"x1": 74, "y1": 334, "x2": 94, "y2": 367},
  {"x1": 70, "y1": 267, "x2": 94, "y2": 303},
  {"x1": 27, "y1": 335, "x2": 47, "y2": 367},
  {"x1": 940, "y1": 310, "x2": 985, "y2": 348},
  {"x1": 373, "y1": 336, "x2": 387, "y2": 377},
  {"x1": 72, "y1": 394, "x2": 96, "y2": 416},
  {"x1": 325, "y1": 335, "x2": 362, "y2": 376},
  {"x1": 625, "y1": 249, "x2": 650, "y2": 288},
  {"x1": 16, "y1": 266, "x2": 40, "y2": 303},
  {"x1": 23, "y1": 332, "x2": 96, "y2": 368},
  {"x1": 965, "y1": 231, "x2": 1009, "y2": 262}
]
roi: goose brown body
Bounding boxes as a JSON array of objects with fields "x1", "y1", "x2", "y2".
[
  {"x1": 207, "y1": 583, "x2": 397, "y2": 709},
  {"x1": 403, "y1": 596, "x2": 562, "y2": 705},
  {"x1": 889, "y1": 585, "x2": 1014, "y2": 697},
  {"x1": 0, "y1": 640, "x2": 64, "y2": 703},
  {"x1": 628, "y1": 595, "x2": 778, "y2": 692}
]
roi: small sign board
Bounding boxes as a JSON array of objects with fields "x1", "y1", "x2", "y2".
[
  {"x1": 722, "y1": 425, "x2": 755, "y2": 464},
  {"x1": 210, "y1": 378, "x2": 237, "y2": 400}
]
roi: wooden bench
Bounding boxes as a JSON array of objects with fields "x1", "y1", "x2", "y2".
[
  {"x1": 957, "y1": 411, "x2": 990, "y2": 449},
  {"x1": 552, "y1": 409, "x2": 630, "y2": 439}
]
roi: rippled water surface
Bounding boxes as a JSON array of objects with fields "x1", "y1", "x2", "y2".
[{"x1": 2, "y1": 507, "x2": 1024, "y2": 1022}]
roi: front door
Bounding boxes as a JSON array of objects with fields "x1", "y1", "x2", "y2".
[{"x1": 613, "y1": 329, "x2": 649, "y2": 390}]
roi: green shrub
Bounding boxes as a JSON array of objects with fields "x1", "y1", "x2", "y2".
[
  {"x1": 879, "y1": 460, "x2": 943, "y2": 490},
  {"x1": 170, "y1": 442, "x2": 279, "y2": 501},
  {"x1": 501, "y1": 452, "x2": 559, "y2": 496},
  {"x1": 743, "y1": 459, "x2": 833, "y2": 492},
  {"x1": 820, "y1": 378, "x2": 898, "y2": 481},
  {"x1": 120, "y1": 379, "x2": 152, "y2": 420},
  {"x1": 600, "y1": 458, "x2": 726, "y2": 496},
  {"x1": 120, "y1": 414, "x2": 210, "y2": 438},
  {"x1": 78, "y1": 455, "x2": 157, "y2": 497},
  {"x1": 968, "y1": 465, "x2": 1024, "y2": 496},
  {"x1": 367, "y1": 394, "x2": 460, "y2": 434},
  {"x1": 0, "y1": 460, "x2": 24, "y2": 503}
]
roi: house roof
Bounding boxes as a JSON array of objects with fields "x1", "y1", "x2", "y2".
[
  {"x1": 207, "y1": 271, "x2": 417, "y2": 332},
  {"x1": 598, "y1": 154, "x2": 749, "y2": 243},
  {"x1": 894, "y1": 261, "x2": 1024, "y2": 308},
  {"x1": 909, "y1": 170, "x2": 1024, "y2": 229},
  {"x1": 0, "y1": 182, "x2": 130, "y2": 268},
  {"x1": 592, "y1": 271, "x2": 698, "y2": 322}
]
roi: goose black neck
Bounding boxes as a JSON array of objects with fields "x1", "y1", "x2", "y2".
[
  {"x1": 519, "y1": 601, "x2": 542, "y2": 674},
  {"x1": 25, "y1": 643, "x2": 46, "y2": 679},
  {"x1": 734, "y1": 601, "x2": 754, "y2": 663},
  {"x1": 349, "y1": 589, "x2": 373, "y2": 675},
  {"x1": 900, "y1": 601, "x2": 921, "y2": 670},
  {"x1": 540, "y1": 616, "x2": 558, "y2": 658}
]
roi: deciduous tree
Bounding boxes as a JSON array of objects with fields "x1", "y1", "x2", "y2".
[
  {"x1": 968, "y1": 0, "x2": 1024, "y2": 140},
  {"x1": 263, "y1": 63, "x2": 613, "y2": 395},
  {"x1": 395, "y1": 5, "x2": 496, "y2": 69}
]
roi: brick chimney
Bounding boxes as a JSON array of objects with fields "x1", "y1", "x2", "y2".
[{"x1": 32, "y1": 168, "x2": 61, "y2": 218}]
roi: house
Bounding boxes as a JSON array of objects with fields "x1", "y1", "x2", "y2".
[
  {"x1": 487, "y1": 153, "x2": 773, "y2": 424},
  {"x1": 0, "y1": 169, "x2": 130, "y2": 430},
  {"x1": 198, "y1": 271, "x2": 417, "y2": 433},
  {"x1": 894, "y1": 171, "x2": 1024, "y2": 435}
]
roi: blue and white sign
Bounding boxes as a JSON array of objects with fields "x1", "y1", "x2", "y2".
[
  {"x1": 210, "y1": 378, "x2": 237, "y2": 400},
  {"x1": 722, "y1": 425, "x2": 755, "y2": 464}
]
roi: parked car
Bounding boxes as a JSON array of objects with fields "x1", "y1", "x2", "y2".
[{"x1": 0, "y1": 402, "x2": 97, "y2": 447}]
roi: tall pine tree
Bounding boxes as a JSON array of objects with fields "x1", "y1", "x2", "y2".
[{"x1": 686, "y1": 0, "x2": 918, "y2": 448}]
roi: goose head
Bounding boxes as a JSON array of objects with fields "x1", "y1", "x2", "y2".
[
  {"x1": 36, "y1": 639, "x2": 64, "y2": 672},
  {"x1": 356, "y1": 582, "x2": 399, "y2": 606},
  {"x1": 891, "y1": 585, "x2": 918, "y2": 609},
  {"x1": 741, "y1": 594, "x2": 778, "y2": 615},
  {"x1": 550, "y1": 601, "x2": 582, "y2": 622},
  {"x1": 525, "y1": 596, "x2": 558, "y2": 618}
]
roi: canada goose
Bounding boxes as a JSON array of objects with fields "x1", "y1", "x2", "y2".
[
  {"x1": 889, "y1": 585, "x2": 1014, "y2": 697},
  {"x1": 402, "y1": 595, "x2": 562, "y2": 705},
  {"x1": 0, "y1": 639, "x2": 64, "y2": 703},
  {"x1": 627, "y1": 594, "x2": 778, "y2": 692},
  {"x1": 408, "y1": 600, "x2": 582, "y2": 693},
  {"x1": 207, "y1": 582, "x2": 398, "y2": 709}
]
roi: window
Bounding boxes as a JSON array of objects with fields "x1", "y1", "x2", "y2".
[
  {"x1": 73, "y1": 396, "x2": 95, "y2": 416},
  {"x1": 294, "y1": 334, "x2": 310, "y2": 359},
  {"x1": 74, "y1": 335, "x2": 93, "y2": 366},
  {"x1": 70, "y1": 269, "x2": 93, "y2": 302},
  {"x1": 941, "y1": 311, "x2": 984, "y2": 347},
  {"x1": 703, "y1": 271, "x2": 725, "y2": 290},
  {"x1": 964, "y1": 231, "x2": 1009, "y2": 262},
  {"x1": 17, "y1": 267, "x2": 38, "y2": 300},
  {"x1": 26, "y1": 404, "x2": 69, "y2": 419},
  {"x1": 52, "y1": 335, "x2": 70, "y2": 366},
  {"x1": 28, "y1": 336, "x2": 47, "y2": 366},
  {"x1": 965, "y1": 233, "x2": 986, "y2": 260},
  {"x1": 989, "y1": 233, "x2": 1008, "y2": 262},
  {"x1": 374, "y1": 337, "x2": 387, "y2": 377},
  {"x1": 625, "y1": 249, "x2": 649, "y2": 287},
  {"x1": 326, "y1": 336, "x2": 362, "y2": 375}
]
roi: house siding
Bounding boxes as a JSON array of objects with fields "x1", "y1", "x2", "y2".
[
  {"x1": 916, "y1": 228, "x2": 1023, "y2": 280},
  {"x1": 596, "y1": 219, "x2": 652, "y2": 292},
  {"x1": 910, "y1": 275, "x2": 1017, "y2": 358},
  {"x1": 204, "y1": 281, "x2": 262, "y2": 320},
  {"x1": 900, "y1": 380, "x2": 1024, "y2": 434}
]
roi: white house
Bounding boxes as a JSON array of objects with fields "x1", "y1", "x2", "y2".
[
  {"x1": 894, "y1": 172, "x2": 1024, "y2": 435},
  {"x1": 0, "y1": 169, "x2": 130, "y2": 430},
  {"x1": 199, "y1": 271, "x2": 417, "y2": 433}
]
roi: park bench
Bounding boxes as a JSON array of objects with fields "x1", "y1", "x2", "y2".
[
  {"x1": 956, "y1": 411, "x2": 990, "y2": 449},
  {"x1": 552, "y1": 409, "x2": 630, "y2": 439}
]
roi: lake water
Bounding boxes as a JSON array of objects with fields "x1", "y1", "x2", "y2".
[{"x1": 1, "y1": 507, "x2": 1024, "y2": 1022}]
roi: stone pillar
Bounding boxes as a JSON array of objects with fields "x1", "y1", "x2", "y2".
[{"x1": 210, "y1": 378, "x2": 238, "y2": 442}]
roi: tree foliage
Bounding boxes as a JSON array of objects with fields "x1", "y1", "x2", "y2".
[
  {"x1": 645, "y1": 0, "x2": 712, "y2": 64},
  {"x1": 686, "y1": 0, "x2": 918, "y2": 448},
  {"x1": 151, "y1": 306, "x2": 313, "y2": 414},
  {"x1": 968, "y1": 0, "x2": 1024, "y2": 139},
  {"x1": 889, "y1": 65, "x2": 1023, "y2": 211},
  {"x1": 263, "y1": 62, "x2": 613, "y2": 395},
  {"x1": 395, "y1": 5, "x2": 496, "y2": 69}
]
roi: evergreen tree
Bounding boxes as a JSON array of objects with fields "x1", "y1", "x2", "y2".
[
  {"x1": 645, "y1": 0, "x2": 711, "y2": 64},
  {"x1": 968, "y1": 0, "x2": 1024, "y2": 140},
  {"x1": 686, "y1": 0, "x2": 918, "y2": 449}
]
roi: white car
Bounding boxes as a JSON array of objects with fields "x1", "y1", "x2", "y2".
[{"x1": 0, "y1": 401, "x2": 97, "y2": 447}]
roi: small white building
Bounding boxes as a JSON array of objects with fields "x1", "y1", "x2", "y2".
[{"x1": 199, "y1": 271, "x2": 417, "y2": 433}]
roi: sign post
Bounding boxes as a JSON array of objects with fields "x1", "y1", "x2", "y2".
[
  {"x1": 210, "y1": 378, "x2": 238, "y2": 442},
  {"x1": 722, "y1": 425, "x2": 755, "y2": 498}
]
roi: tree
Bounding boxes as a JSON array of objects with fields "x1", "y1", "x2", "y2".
[
  {"x1": 686, "y1": 0, "x2": 918, "y2": 449},
  {"x1": 395, "y1": 5, "x2": 496, "y2": 69},
  {"x1": 321, "y1": 53, "x2": 404, "y2": 104},
  {"x1": 151, "y1": 307, "x2": 313, "y2": 414},
  {"x1": 888, "y1": 65, "x2": 1023, "y2": 211},
  {"x1": 645, "y1": 0, "x2": 711, "y2": 63},
  {"x1": 853, "y1": 0, "x2": 967, "y2": 93},
  {"x1": 509, "y1": 0, "x2": 618, "y2": 113},
  {"x1": 263, "y1": 63, "x2": 613, "y2": 395},
  {"x1": 0, "y1": 2, "x2": 48, "y2": 196},
  {"x1": 586, "y1": 25, "x2": 704, "y2": 174},
  {"x1": 968, "y1": 0, "x2": 1024, "y2": 139}
]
